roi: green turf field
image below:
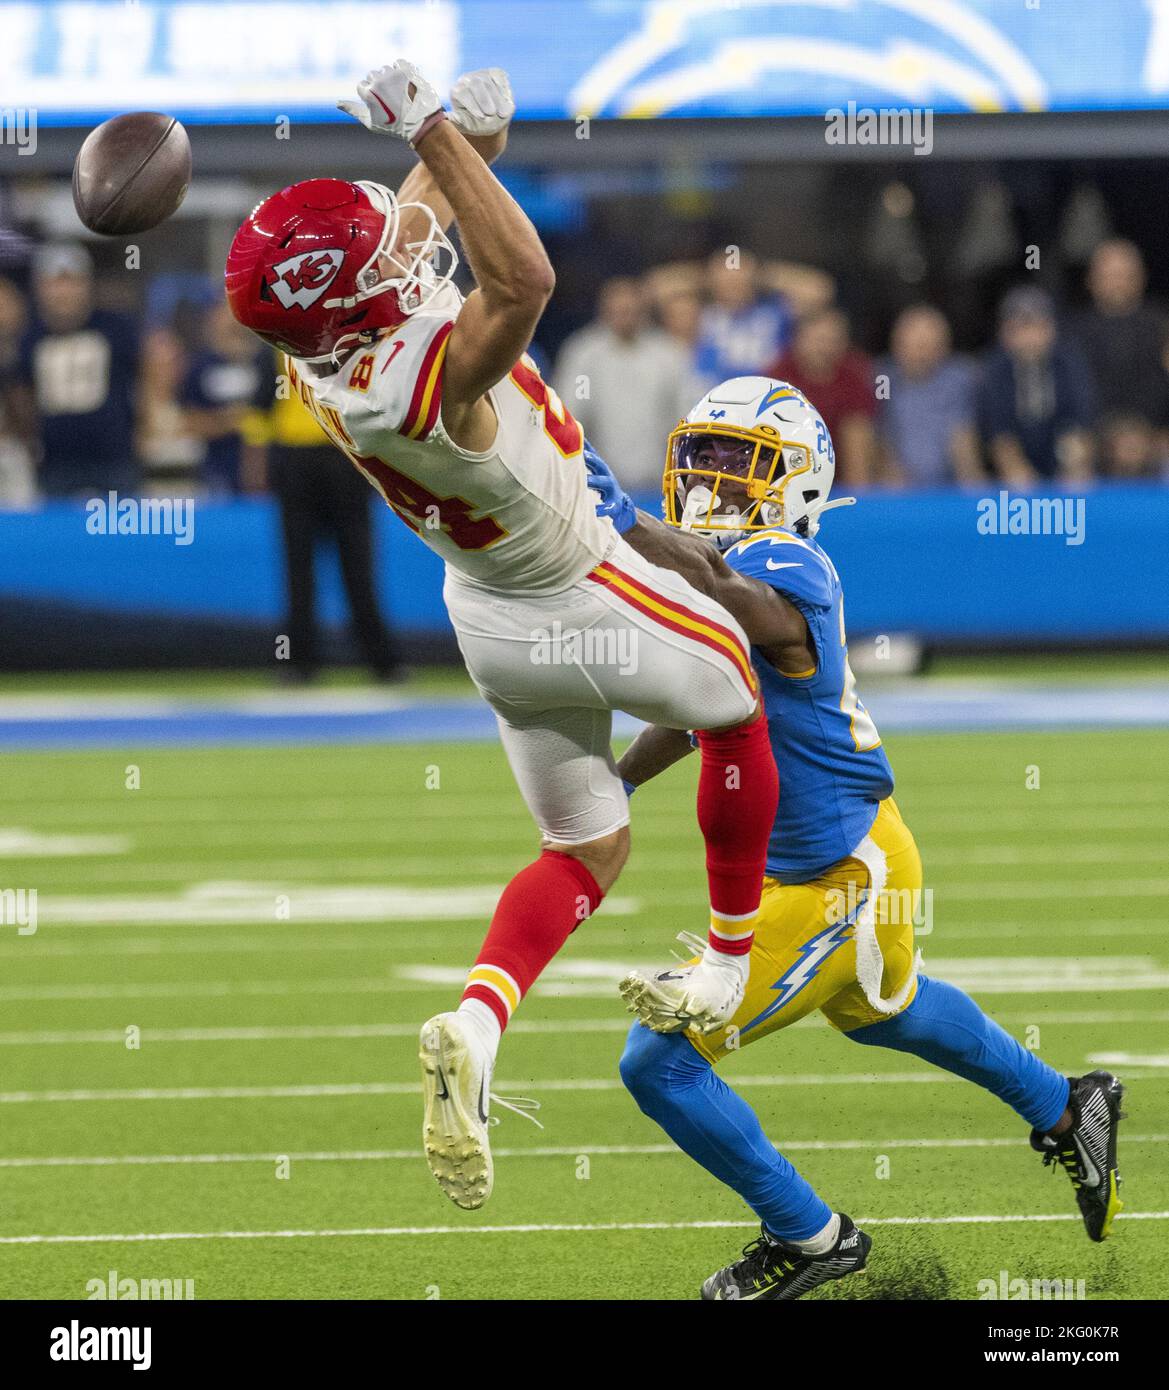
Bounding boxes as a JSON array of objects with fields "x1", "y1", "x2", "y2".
[{"x1": 1, "y1": 727, "x2": 1166, "y2": 1300}]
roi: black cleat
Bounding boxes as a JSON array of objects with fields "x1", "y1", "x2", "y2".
[
  {"x1": 701, "y1": 1213, "x2": 871, "y2": 1301},
  {"x1": 1030, "y1": 1070, "x2": 1125, "y2": 1242}
]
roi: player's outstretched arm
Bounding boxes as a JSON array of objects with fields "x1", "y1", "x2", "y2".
[
  {"x1": 394, "y1": 69, "x2": 515, "y2": 242},
  {"x1": 624, "y1": 512, "x2": 810, "y2": 655},
  {"x1": 617, "y1": 725, "x2": 695, "y2": 791},
  {"x1": 338, "y1": 60, "x2": 550, "y2": 433},
  {"x1": 414, "y1": 119, "x2": 553, "y2": 409}
]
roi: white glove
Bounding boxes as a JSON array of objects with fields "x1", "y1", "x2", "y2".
[
  {"x1": 338, "y1": 60, "x2": 446, "y2": 145},
  {"x1": 620, "y1": 945, "x2": 748, "y2": 1036},
  {"x1": 450, "y1": 67, "x2": 515, "y2": 137}
]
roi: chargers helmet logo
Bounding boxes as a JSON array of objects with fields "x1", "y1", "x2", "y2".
[{"x1": 267, "y1": 249, "x2": 345, "y2": 310}]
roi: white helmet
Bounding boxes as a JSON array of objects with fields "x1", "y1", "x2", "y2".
[{"x1": 663, "y1": 376, "x2": 855, "y2": 547}]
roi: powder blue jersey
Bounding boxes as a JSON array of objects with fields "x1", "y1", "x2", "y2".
[{"x1": 723, "y1": 528, "x2": 894, "y2": 883}]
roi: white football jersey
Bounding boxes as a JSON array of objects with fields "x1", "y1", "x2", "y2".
[{"x1": 286, "y1": 289, "x2": 615, "y2": 594}]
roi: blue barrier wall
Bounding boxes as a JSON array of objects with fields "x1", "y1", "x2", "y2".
[{"x1": 1, "y1": 486, "x2": 1167, "y2": 646}]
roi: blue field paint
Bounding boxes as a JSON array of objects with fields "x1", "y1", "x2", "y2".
[{"x1": 0, "y1": 684, "x2": 1166, "y2": 751}]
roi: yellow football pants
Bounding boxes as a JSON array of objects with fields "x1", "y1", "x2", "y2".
[{"x1": 689, "y1": 797, "x2": 923, "y2": 1065}]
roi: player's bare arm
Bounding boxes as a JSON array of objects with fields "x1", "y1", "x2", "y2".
[
  {"x1": 337, "y1": 61, "x2": 548, "y2": 450},
  {"x1": 411, "y1": 120, "x2": 554, "y2": 441},
  {"x1": 617, "y1": 724, "x2": 695, "y2": 790},
  {"x1": 624, "y1": 510, "x2": 817, "y2": 675},
  {"x1": 393, "y1": 69, "x2": 515, "y2": 245}
]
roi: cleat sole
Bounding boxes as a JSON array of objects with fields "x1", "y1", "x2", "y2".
[{"x1": 418, "y1": 1014, "x2": 493, "y2": 1211}]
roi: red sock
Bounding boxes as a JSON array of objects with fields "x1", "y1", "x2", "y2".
[
  {"x1": 696, "y1": 708, "x2": 778, "y2": 957},
  {"x1": 460, "y1": 850, "x2": 604, "y2": 1033}
]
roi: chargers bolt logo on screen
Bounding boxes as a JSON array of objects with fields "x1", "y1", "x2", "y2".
[{"x1": 268, "y1": 249, "x2": 345, "y2": 310}]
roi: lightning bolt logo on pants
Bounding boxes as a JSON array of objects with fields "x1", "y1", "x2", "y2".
[{"x1": 739, "y1": 891, "x2": 869, "y2": 1035}]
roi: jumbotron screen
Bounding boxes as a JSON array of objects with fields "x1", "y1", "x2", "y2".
[{"x1": 5, "y1": 0, "x2": 1161, "y2": 126}]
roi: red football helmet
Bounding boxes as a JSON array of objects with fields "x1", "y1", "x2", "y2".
[{"x1": 225, "y1": 177, "x2": 456, "y2": 363}]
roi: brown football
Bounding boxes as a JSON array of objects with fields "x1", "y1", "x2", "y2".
[{"x1": 72, "y1": 112, "x2": 192, "y2": 236}]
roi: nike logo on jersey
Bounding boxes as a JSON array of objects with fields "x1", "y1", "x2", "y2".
[{"x1": 766, "y1": 560, "x2": 803, "y2": 571}]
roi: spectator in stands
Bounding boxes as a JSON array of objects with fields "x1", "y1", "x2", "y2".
[
  {"x1": 0, "y1": 276, "x2": 35, "y2": 506},
  {"x1": 1098, "y1": 412, "x2": 1163, "y2": 480},
  {"x1": 769, "y1": 307, "x2": 877, "y2": 486},
  {"x1": 694, "y1": 248, "x2": 793, "y2": 385},
  {"x1": 554, "y1": 276, "x2": 691, "y2": 490},
  {"x1": 182, "y1": 301, "x2": 269, "y2": 495},
  {"x1": 136, "y1": 327, "x2": 203, "y2": 493},
  {"x1": 658, "y1": 285, "x2": 702, "y2": 355},
  {"x1": 254, "y1": 353, "x2": 402, "y2": 684},
  {"x1": 12, "y1": 243, "x2": 141, "y2": 498},
  {"x1": 878, "y1": 305, "x2": 982, "y2": 487},
  {"x1": 1076, "y1": 239, "x2": 1169, "y2": 477},
  {"x1": 979, "y1": 287, "x2": 1095, "y2": 486},
  {"x1": 656, "y1": 285, "x2": 707, "y2": 416}
]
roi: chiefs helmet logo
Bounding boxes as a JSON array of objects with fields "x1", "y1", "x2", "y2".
[{"x1": 267, "y1": 249, "x2": 345, "y2": 310}]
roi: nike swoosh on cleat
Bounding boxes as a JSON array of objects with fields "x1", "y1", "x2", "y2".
[{"x1": 1073, "y1": 1134, "x2": 1100, "y2": 1188}]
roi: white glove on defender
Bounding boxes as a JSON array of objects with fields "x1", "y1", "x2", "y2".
[
  {"x1": 450, "y1": 68, "x2": 515, "y2": 137},
  {"x1": 338, "y1": 60, "x2": 445, "y2": 145},
  {"x1": 620, "y1": 944, "x2": 749, "y2": 1036}
]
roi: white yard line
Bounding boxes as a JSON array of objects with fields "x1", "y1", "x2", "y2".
[
  {"x1": 3, "y1": 1070, "x2": 1167, "y2": 1105},
  {"x1": 2, "y1": 954, "x2": 1169, "y2": 1005},
  {"x1": 2, "y1": 1135, "x2": 1165, "y2": 1170},
  {"x1": 9, "y1": 780, "x2": 1167, "y2": 813},
  {"x1": 1088, "y1": 1052, "x2": 1169, "y2": 1068},
  {"x1": 4, "y1": 919, "x2": 1168, "y2": 963},
  {"x1": 1, "y1": 1211, "x2": 1166, "y2": 1246},
  {"x1": 0, "y1": 1074, "x2": 965, "y2": 1104},
  {"x1": 3, "y1": 1010, "x2": 1169, "y2": 1044},
  {"x1": 0, "y1": 1019, "x2": 634, "y2": 1044},
  {"x1": 0, "y1": 979, "x2": 435, "y2": 1002}
]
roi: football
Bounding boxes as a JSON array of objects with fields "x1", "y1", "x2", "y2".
[{"x1": 72, "y1": 111, "x2": 191, "y2": 236}]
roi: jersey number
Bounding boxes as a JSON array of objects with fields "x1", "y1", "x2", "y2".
[
  {"x1": 509, "y1": 355, "x2": 583, "y2": 457},
  {"x1": 295, "y1": 361, "x2": 506, "y2": 552},
  {"x1": 358, "y1": 455, "x2": 506, "y2": 551},
  {"x1": 348, "y1": 354, "x2": 375, "y2": 392}
]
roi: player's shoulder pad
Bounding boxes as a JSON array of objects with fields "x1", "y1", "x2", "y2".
[
  {"x1": 724, "y1": 528, "x2": 837, "y2": 610},
  {"x1": 338, "y1": 313, "x2": 455, "y2": 441}
]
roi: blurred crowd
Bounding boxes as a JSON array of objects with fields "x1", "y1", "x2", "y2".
[
  {"x1": 2, "y1": 235, "x2": 1168, "y2": 509},
  {"x1": 552, "y1": 237, "x2": 1169, "y2": 492},
  {"x1": 0, "y1": 243, "x2": 402, "y2": 680}
]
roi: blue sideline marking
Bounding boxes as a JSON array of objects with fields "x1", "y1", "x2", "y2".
[{"x1": 0, "y1": 685, "x2": 1167, "y2": 750}]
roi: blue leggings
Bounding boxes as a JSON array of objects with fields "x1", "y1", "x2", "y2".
[{"x1": 619, "y1": 974, "x2": 1070, "y2": 1241}]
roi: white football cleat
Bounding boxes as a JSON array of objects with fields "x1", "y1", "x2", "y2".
[
  {"x1": 620, "y1": 940, "x2": 748, "y2": 1036},
  {"x1": 418, "y1": 1012, "x2": 494, "y2": 1210}
]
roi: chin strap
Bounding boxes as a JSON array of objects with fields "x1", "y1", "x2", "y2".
[{"x1": 804, "y1": 495, "x2": 857, "y2": 530}]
